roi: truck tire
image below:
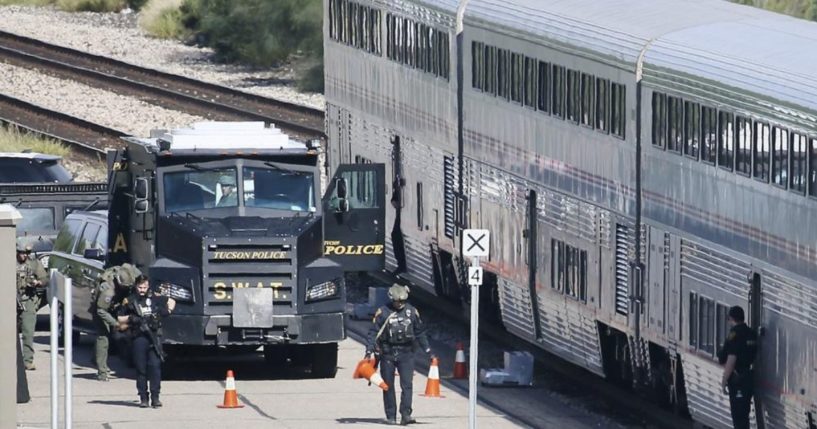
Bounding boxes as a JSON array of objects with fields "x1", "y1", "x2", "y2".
[
  {"x1": 310, "y1": 343, "x2": 338, "y2": 378},
  {"x1": 56, "y1": 304, "x2": 80, "y2": 347}
]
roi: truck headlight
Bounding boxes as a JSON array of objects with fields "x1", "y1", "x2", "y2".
[
  {"x1": 158, "y1": 282, "x2": 194, "y2": 302},
  {"x1": 306, "y1": 280, "x2": 339, "y2": 302}
]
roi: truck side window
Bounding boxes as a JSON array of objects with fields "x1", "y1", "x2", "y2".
[
  {"x1": 54, "y1": 218, "x2": 82, "y2": 253},
  {"x1": 337, "y1": 170, "x2": 378, "y2": 209},
  {"x1": 17, "y1": 208, "x2": 55, "y2": 233},
  {"x1": 74, "y1": 223, "x2": 101, "y2": 256}
]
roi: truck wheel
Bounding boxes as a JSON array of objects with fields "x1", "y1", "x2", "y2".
[
  {"x1": 310, "y1": 343, "x2": 338, "y2": 378},
  {"x1": 56, "y1": 304, "x2": 80, "y2": 347}
]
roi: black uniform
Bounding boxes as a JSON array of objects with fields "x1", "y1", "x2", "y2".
[
  {"x1": 119, "y1": 292, "x2": 171, "y2": 405},
  {"x1": 366, "y1": 303, "x2": 431, "y2": 422},
  {"x1": 718, "y1": 323, "x2": 757, "y2": 429}
]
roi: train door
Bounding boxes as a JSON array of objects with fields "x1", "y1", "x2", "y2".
[
  {"x1": 525, "y1": 190, "x2": 542, "y2": 341},
  {"x1": 749, "y1": 272, "x2": 766, "y2": 429}
]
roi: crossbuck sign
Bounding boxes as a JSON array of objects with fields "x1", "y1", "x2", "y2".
[{"x1": 462, "y1": 229, "x2": 490, "y2": 258}]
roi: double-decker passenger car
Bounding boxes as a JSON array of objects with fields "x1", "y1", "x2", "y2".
[{"x1": 324, "y1": 1, "x2": 817, "y2": 427}]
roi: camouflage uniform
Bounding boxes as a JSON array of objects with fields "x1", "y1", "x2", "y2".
[
  {"x1": 93, "y1": 263, "x2": 141, "y2": 381},
  {"x1": 16, "y1": 244, "x2": 47, "y2": 370}
]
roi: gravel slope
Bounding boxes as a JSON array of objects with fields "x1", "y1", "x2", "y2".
[{"x1": 0, "y1": 5, "x2": 326, "y2": 182}]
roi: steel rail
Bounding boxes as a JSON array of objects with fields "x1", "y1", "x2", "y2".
[{"x1": 0, "y1": 30, "x2": 325, "y2": 139}]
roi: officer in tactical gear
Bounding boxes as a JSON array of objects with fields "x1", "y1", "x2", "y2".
[
  {"x1": 16, "y1": 241, "x2": 47, "y2": 371},
  {"x1": 366, "y1": 284, "x2": 433, "y2": 426},
  {"x1": 93, "y1": 263, "x2": 141, "y2": 381},
  {"x1": 217, "y1": 175, "x2": 237, "y2": 207},
  {"x1": 718, "y1": 305, "x2": 758, "y2": 429},
  {"x1": 117, "y1": 275, "x2": 175, "y2": 408}
]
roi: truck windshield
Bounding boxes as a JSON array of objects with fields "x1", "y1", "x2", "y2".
[
  {"x1": 163, "y1": 168, "x2": 238, "y2": 213},
  {"x1": 243, "y1": 166, "x2": 314, "y2": 212}
]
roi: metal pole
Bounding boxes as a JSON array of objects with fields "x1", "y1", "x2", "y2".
[
  {"x1": 64, "y1": 277, "x2": 73, "y2": 429},
  {"x1": 468, "y1": 256, "x2": 479, "y2": 429},
  {"x1": 49, "y1": 269, "x2": 58, "y2": 429}
]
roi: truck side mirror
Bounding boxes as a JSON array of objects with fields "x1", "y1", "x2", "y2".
[
  {"x1": 135, "y1": 199, "x2": 149, "y2": 214},
  {"x1": 337, "y1": 177, "x2": 348, "y2": 199},
  {"x1": 134, "y1": 177, "x2": 150, "y2": 213},
  {"x1": 135, "y1": 178, "x2": 149, "y2": 200},
  {"x1": 83, "y1": 248, "x2": 105, "y2": 261}
]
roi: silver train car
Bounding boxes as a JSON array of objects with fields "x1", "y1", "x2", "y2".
[{"x1": 323, "y1": 1, "x2": 817, "y2": 428}]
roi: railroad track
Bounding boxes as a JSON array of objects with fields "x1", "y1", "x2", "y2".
[
  {"x1": 0, "y1": 30, "x2": 325, "y2": 140},
  {"x1": 0, "y1": 93, "x2": 124, "y2": 157}
]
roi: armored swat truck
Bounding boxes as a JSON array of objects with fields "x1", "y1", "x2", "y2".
[{"x1": 49, "y1": 122, "x2": 385, "y2": 376}]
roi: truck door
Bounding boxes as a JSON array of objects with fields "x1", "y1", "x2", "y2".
[{"x1": 322, "y1": 163, "x2": 386, "y2": 272}]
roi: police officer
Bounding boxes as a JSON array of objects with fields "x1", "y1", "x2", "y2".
[
  {"x1": 93, "y1": 263, "x2": 141, "y2": 381},
  {"x1": 16, "y1": 242, "x2": 47, "y2": 371},
  {"x1": 718, "y1": 305, "x2": 757, "y2": 429},
  {"x1": 217, "y1": 175, "x2": 237, "y2": 207},
  {"x1": 366, "y1": 284, "x2": 433, "y2": 426},
  {"x1": 117, "y1": 275, "x2": 175, "y2": 408}
]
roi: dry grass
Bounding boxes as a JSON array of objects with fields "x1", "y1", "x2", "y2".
[
  {"x1": 0, "y1": 125, "x2": 71, "y2": 157},
  {"x1": 138, "y1": 0, "x2": 184, "y2": 38}
]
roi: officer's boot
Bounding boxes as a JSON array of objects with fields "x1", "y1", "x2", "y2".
[
  {"x1": 139, "y1": 395, "x2": 149, "y2": 408},
  {"x1": 151, "y1": 394, "x2": 162, "y2": 408},
  {"x1": 400, "y1": 414, "x2": 417, "y2": 425}
]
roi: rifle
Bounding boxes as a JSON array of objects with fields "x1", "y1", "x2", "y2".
[{"x1": 133, "y1": 304, "x2": 166, "y2": 362}]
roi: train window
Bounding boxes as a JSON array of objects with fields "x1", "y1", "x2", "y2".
[
  {"x1": 472, "y1": 41, "x2": 484, "y2": 91},
  {"x1": 537, "y1": 61, "x2": 550, "y2": 113},
  {"x1": 716, "y1": 303, "x2": 729, "y2": 353},
  {"x1": 810, "y1": 138, "x2": 817, "y2": 198},
  {"x1": 791, "y1": 132, "x2": 807, "y2": 194},
  {"x1": 372, "y1": 10, "x2": 381, "y2": 55},
  {"x1": 551, "y1": 239, "x2": 587, "y2": 302},
  {"x1": 566, "y1": 70, "x2": 580, "y2": 123},
  {"x1": 580, "y1": 73, "x2": 595, "y2": 128},
  {"x1": 386, "y1": 14, "x2": 393, "y2": 59},
  {"x1": 422, "y1": 25, "x2": 432, "y2": 73},
  {"x1": 773, "y1": 127, "x2": 789, "y2": 188},
  {"x1": 651, "y1": 93, "x2": 666, "y2": 148},
  {"x1": 524, "y1": 56, "x2": 537, "y2": 109},
  {"x1": 596, "y1": 78, "x2": 610, "y2": 133},
  {"x1": 359, "y1": 6, "x2": 368, "y2": 51},
  {"x1": 754, "y1": 122, "x2": 771, "y2": 182},
  {"x1": 551, "y1": 65, "x2": 566, "y2": 119},
  {"x1": 689, "y1": 292, "x2": 698, "y2": 348},
  {"x1": 698, "y1": 295, "x2": 715, "y2": 356},
  {"x1": 701, "y1": 106, "x2": 717, "y2": 164},
  {"x1": 328, "y1": 0, "x2": 336, "y2": 40},
  {"x1": 486, "y1": 45, "x2": 497, "y2": 95},
  {"x1": 667, "y1": 96, "x2": 683, "y2": 152},
  {"x1": 610, "y1": 83, "x2": 626, "y2": 139},
  {"x1": 718, "y1": 111, "x2": 734, "y2": 171},
  {"x1": 511, "y1": 53, "x2": 523, "y2": 104},
  {"x1": 498, "y1": 49, "x2": 509, "y2": 100},
  {"x1": 440, "y1": 30, "x2": 450, "y2": 80},
  {"x1": 551, "y1": 239, "x2": 565, "y2": 292},
  {"x1": 416, "y1": 182, "x2": 424, "y2": 230},
  {"x1": 684, "y1": 101, "x2": 700, "y2": 159},
  {"x1": 736, "y1": 116, "x2": 752, "y2": 176}
]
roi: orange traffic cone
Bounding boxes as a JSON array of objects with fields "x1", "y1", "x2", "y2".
[
  {"x1": 453, "y1": 342, "x2": 468, "y2": 379},
  {"x1": 217, "y1": 370, "x2": 244, "y2": 408},
  {"x1": 421, "y1": 357, "x2": 444, "y2": 397},
  {"x1": 353, "y1": 358, "x2": 389, "y2": 391}
]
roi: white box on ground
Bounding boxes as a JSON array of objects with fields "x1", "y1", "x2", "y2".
[{"x1": 478, "y1": 351, "x2": 534, "y2": 387}]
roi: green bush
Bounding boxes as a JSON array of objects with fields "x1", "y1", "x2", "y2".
[
  {"x1": 56, "y1": 0, "x2": 126, "y2": 12},
  {"x1": 0, "y1": 126, "x2": 70, "y2": 157},
  {"x1": 0, "y1": 0, "x2": 52, "y2": 6},
  {"x1": 139, "y1": 0, "x2": 186, "y2": 38},
  {"x1": 180, "y1": 0, "x2": 324, "y2": 91}
]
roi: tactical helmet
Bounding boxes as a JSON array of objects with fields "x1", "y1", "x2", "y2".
[
  {"x1": 16, "y1": 241, "x2": 32, "y2": 253},
  {"x1": 388, "y1": 283, "x2": 409, "y2": 301},
  {"x1": 219, "y1": 175, "x2": 236, "y2": 187},
  {"x1": 115, "y1": 263, "x2": 142, "y2": 287}
]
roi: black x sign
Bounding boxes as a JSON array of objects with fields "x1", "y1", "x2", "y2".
[{"x1": 467, "y1": 233, "x2": 486, "y2": 252}]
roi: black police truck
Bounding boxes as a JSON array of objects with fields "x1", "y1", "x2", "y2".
[{"x1": 48, "y1": 122, "x2": 385, "y2": 376}]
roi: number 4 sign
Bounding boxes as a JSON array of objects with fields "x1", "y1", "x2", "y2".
[{"x1": 468, "y1": 266, "x2": 483, "y2": 286}]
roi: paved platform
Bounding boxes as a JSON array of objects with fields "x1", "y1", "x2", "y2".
[{"x1": 17, "y1": 330, "x2": 526, "y2": 429}]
